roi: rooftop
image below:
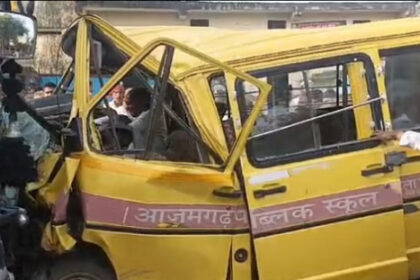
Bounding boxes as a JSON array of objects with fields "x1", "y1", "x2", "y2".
[{"x1": 77, "y1": 1, "x2": 418, "y2": 15}]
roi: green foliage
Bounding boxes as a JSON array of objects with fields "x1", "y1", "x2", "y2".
[{"x1": 0, "y1": 14, "x2": 28, "y2": 45}]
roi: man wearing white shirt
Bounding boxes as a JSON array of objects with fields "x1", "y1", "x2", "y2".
[
  {"x1": 109, "y1": 84, "x2": 125, "y2": 111},
  {"x1": 122, "y1": 87, "x2": 166, "y2": 154}
]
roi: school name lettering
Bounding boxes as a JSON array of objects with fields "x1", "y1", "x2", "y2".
[
  {"x1": 402, "y1": 176, "x2": 420, "y2": 200},
  {"x1": 251, "y1": 192, "x2": 378, "y2": 233},
  {"x1": 126, "y1": 207, "x2": 249, "y2": 228}
]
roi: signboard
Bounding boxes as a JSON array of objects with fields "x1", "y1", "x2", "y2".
[{"x1": 293, "y1": 21, "x2": 346, "y2": 29}]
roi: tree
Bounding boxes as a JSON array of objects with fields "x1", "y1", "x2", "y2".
[
  {"x1": 0, "y1": 14, "x2": 29, "y2": 57},
  {"x1": 34, "y1": 1, "x2": 77, "y2": 74}
]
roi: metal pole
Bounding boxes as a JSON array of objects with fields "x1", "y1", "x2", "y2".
[{"x1": 250, "y1": 96, "x2": 384, "y2": 140}]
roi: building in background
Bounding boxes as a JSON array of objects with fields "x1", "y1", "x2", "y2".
[
  {"x1": 26, "y1": 0, "x2": 419, "y2": 80},
  {"x1": 34, "y1": 1, "x2": 77, "y2": 79},
  {"x1": 77, "y1": 1, "x2": 417, "y2": 30},
  {"x1": 76, "y1": 1, "x2": 419, "y2": 110},
  {"x1": 10, "y1": 1, "x2": 77, "y2": 93}
]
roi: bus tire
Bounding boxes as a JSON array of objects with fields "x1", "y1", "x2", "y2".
[{"x1": 42, "y1": 254, "x2": 116, "y2": 280}]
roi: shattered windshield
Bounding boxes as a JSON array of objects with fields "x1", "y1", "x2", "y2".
[{"x1": 0, "y1": 94, "x2": 55, "y2": 160}]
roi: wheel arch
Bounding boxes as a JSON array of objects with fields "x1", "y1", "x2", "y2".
[{"x1": 33, "y1": 240, "x2": 118, "y2": 280}]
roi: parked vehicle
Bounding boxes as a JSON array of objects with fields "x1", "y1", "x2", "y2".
[
  {"x1": 0, "y1": 1, "x2": 38, "y2": 279},
  {"x1": 6, "y1": 13, "x2": 420, "y2": 280}
]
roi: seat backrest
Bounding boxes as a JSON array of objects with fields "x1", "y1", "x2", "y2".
[{"x1": 165, "y1": 130, "x2": 199, "y2": 162}]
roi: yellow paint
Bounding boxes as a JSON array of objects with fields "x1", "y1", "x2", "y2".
[
  {"x1": 26, "y1": 152, "x2": 61, "y2": 192},
  {"x1": 37, "y1": 157, "x2": 80, "y2": 207},
  {"x1": 108, "y1": 17, "x2": 420, "y2": 76},
  {"x1": 253, "y1": 212, "x2": 407, "y2": 280},
  {"x1": 10, "y1": 1, "x2": 19, "y2": 13},
  {"x1": 179, "y1": 76, "x2": 229, "y2": 160},
  {"x1": 41, "y1": 223, "x2": 76, "y2": 254},
  {"x1": 83, "y1": 229, "x2": 231, "y2": 280},
  {"x1": 34, "y1": 13, "x2": 420, "y2": 279},
  {"x1": 404, "y1": 201, "x2": 420, "y2": 279},
  {"x1": 74, "y1": 19, "x2": 89, "y2": 115},
  {"x1": 377, "y1": 29, "x2": 420, "y2": 278},
  {"x1": 232, "y1": 234, "x2": 252, "y2": 280},
  {"x1": 83, "y1": 36, "x2": 270, "y2": 166},
  {"x1": 347, "y1": 61, "x2": 374, "y2": 139}
]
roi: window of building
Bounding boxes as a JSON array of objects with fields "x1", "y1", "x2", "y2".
[
  {"x1": 380, "y1": 46, "x2": 420, "y2": 130},
  {"x1": 353, "y1": 20, "x2": 371, "y2": 24},
  {"x1": 268, "y1": 20, "x2": 286, "y2": 29},
  {"x1": 234, "y1": 55, "x2": 380, "y2": 166},
  {"x1": 293, "y1": 21, "x2": 346, "y2": 29},
  {"x1": 190, "y1": 19, "x2": 209, "y2": 27}
]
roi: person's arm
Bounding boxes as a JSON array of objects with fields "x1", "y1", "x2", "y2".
[
  {"x1": 376, "y1": 130, "x2": 420, "y2": 151},
  {"x1": 376, "y1": 131, "x2": 404, "y2": 141}
]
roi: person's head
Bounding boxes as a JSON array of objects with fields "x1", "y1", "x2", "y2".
[
  {"x1": 43, "y1": 82, "x2": 56, "y2": 97},
  {"x1": 110, "y1": 84, "x2": 125, "y2": 107},
  {"x1": 124, "y1": 87, "x2": 151, "y2": 117}
]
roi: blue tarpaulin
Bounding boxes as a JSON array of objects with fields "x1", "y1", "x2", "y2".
[{"x1": 40, "y1": 76, "x2": 111, "y2": 95}]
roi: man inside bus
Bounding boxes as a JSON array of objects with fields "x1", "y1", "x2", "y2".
[
  {"x1": 376, "y1": 98, "x2": 420, "y2": 150},
  {"x1": 109, "y1": 84, "x2": 125, "y2": 110},
  {"x1": 376, "y1": 79, "x2": 420, "y2": 150},
  {"x1": 120, "y1": 87, "x2": 166, "y2": 155},
  {"x1": 42, "y1": 82, "x2": 56, "y2": 97}
]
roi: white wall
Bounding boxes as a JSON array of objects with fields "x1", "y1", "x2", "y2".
[
  {"x1": 94, "y1": 10, "x2": 187, "y2": 26},
  {"x1": 90, "y1": 9, "x2": 405, "y2": 30},
  {"x1": 190, "y1": 11, "x2": 289, "y2": 30}
]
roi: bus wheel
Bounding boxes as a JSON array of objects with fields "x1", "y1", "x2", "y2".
[{"x1": 36, "y1": 254, "x2": 116, "y2": 280}]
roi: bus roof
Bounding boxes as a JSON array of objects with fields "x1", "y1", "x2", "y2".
[{"x1": 115, "y1": 16, "x2": 420, "y2": 75}]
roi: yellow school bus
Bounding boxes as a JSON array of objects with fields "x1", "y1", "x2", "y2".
[{"x1": 14, "y1": 14, "x2": 420, "y2": 280}]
